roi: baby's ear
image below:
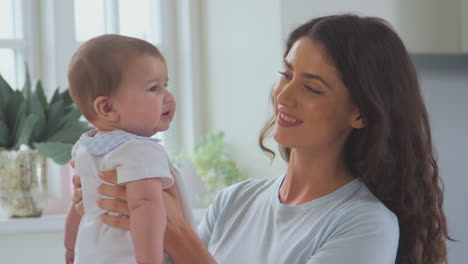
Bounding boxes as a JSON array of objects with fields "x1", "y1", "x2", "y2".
[{"x1": 93, "y1": 96, "x2": 119, "y2": 122}]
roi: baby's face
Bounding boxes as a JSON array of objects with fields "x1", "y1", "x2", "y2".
[{"x1": 111, "y1": 55, "x2": 175, "y2": 137}]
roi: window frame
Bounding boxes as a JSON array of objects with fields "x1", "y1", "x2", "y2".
[
  {"x1": 1, "y1": 0, "x2": 203, "y2": 214},
  {"x1": 0, "y1": 0, "x2": 40, "y2": 88}
]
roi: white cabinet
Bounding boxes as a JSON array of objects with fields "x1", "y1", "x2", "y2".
[{"x1": 280, "y1": 0, "x2": 467, "y2": 54}]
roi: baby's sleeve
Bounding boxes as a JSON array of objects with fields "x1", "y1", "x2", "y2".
[
  {"x1": 102, "y1": 139, "x2": 174, "y2": 189},
  {"x1": 71, "y1": 140, "x2": 80, "y2": 160}
]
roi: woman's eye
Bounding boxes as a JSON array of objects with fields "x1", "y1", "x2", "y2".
[
  {"x1": 304, "y1": 85, "x2": 323, "y2": 94},
  {"x1": 278, "y1": 71, "x2": 292, "y2": 81}
]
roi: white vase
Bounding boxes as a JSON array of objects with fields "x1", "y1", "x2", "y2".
[{"x1": 0, "y1": 147, "x2": 48, "y2": 218}]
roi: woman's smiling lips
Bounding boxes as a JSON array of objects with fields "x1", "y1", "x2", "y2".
[{"x1": 277, "y1": 111, "x2": 303, "y2": 127}]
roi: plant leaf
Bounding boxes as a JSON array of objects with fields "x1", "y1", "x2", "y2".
[
  {"x1": 5, "y1": 91, "x2": 25, "y2": 148},
  {"x1": 50, "y1": 88, "x2": 61, "y2": 105},
  {"x1": 31, "y1": 117, "x2": 46, "y2": 142},
  {"x1": 0, "y1": 73, "x2": 15, "y2": 112},
  {"x1": 44, "y1": 100, "x2": 64, "y2": 136},
  {"x1": 30, "y1": 88, "x2": 46, "y2": 141},
  {"x1": 12, "y1": 113, "x2": 39, "y2": 149},
  {"x1": 44, "y1": 104, "x2": 85, "y2": 139},
  {"x1": 61, "y1": 89, "x2": 73, "y2": 106},
  {"x1": 22, "y1": 63, "x2": 32, "y2": 100},
  {"x1": 34, "y1": 142, "x2": 73, "y2": 165},
  {"x1": 35, "y1": 81, "x2": 48, "y2": 111},
  {"x1": 0, "y1": 120, "x2": 8, "y2": 147},
  {"x1": 62, "y1": 107, "x2": 82, "y2": 126},
  {"x1": 11, "y1": 104, "x2": 26, "y2": 149},
  {"x1": 0, "y1": 104, "x2": 5, "y2": 121},
  {"x1": 47, "y1": 122, "x2": 91, "y2": 143}
]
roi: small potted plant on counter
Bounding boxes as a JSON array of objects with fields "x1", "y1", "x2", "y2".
[{"x1": 0, "y1": 70, "x2": 91, "y2": 218}]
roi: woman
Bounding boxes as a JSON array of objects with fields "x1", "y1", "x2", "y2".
[{"x1": 73, "y1": 14, "x2": 452, "y2": 263}]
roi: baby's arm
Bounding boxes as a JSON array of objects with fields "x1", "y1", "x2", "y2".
[
  {"x1": 64, "y1": 203, "x2": 82, "y2": 264},
  {"x1": 126, "y1": 178, "x2": 166, "y2": 264}
]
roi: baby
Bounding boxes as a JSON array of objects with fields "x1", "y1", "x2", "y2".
[{"x1": 64, "y1": 34, "x2": 193, "y2": 264}]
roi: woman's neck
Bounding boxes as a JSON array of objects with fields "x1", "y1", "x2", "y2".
[{"x1": 279, "y1": 147, "x2": 354, "y2": 206}]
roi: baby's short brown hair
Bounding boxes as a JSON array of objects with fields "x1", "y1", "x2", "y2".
[{"x1": 68, "y1": 34, "x2": 164, "y2": 121}]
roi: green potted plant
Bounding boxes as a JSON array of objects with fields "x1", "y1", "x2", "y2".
[
  {"x1": 0, "y1": 69, "x2": 91, "y2": 217},
  {"x1": 173, "y1": 132, "x2": 247, "y2": 207}
]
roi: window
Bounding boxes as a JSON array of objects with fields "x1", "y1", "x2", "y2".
[
  {"x1": 1, "y1": 0, "x2": 203, "y2": 214},
  {"x1": 0, "y1": 0, "x2": 38, "y2": 89},
  {"x1": 70, "y1": 0, "x2": 166, "y2": 144},
  {"x1": 73, "y1": 0, "x2": 162, "y2": 46},
  {"x1": 48, "y1": 0, "x2": 166, "y2": 89}
]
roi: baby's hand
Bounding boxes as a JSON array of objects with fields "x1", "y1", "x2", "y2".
[{"x1": 65, "y1": 248, "x2": 74, "y2": 264}]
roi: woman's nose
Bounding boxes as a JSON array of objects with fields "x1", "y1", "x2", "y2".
[{"x1": 276, "y1": 83, "x2": 296, "y2": 107}]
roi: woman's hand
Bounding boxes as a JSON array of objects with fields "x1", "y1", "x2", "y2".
[
  {"x1": 70, "y1": 160, "x2": 84, "y2": 216},
  {"x1": 97, "y1": 171, "x2": 130, "y2": 230},
  {"x1": 97, "y1": 171, "x2": 188, "y2": 246},
  {"x1": 98, "y1": 171, "x2": 217, "y2": 263},
  {"x1": 161, "y1": 183, "x2": 189, "y2": 250},
  {"x1": 97, "y1": 171, "x2": 188, "y2": 234}
]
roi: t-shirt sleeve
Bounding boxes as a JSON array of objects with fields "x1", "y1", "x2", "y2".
[
  {"x1": 306, "y1": 203, "x2": 399, "y2": 264},
  {"x1": 102, "y1": 139, "x2": 174, "y2": 188},
  {"x1": 71, "y1": 140, "x2": 80, "y2": 160},
  {"x1": 197, "y1": 191, "x2": 222, "y2": 247},
  {"x1": 197, "y1": 184, "x2": 237, "y2": 247}
]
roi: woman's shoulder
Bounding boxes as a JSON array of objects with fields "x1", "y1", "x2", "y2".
[
  {"x1": 209, "y1": 176, "x2": 280, "y2": 211},
  {"x1": 217, "y1": 175, "x2": 279, "y2": 198},
  {"x1": 331, "y1": 180, "x2": 399, "y2": 237}
]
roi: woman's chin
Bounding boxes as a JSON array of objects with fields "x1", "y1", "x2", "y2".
[{"x1": 273, "y1": 132, "x2": 293, "y2": 148}]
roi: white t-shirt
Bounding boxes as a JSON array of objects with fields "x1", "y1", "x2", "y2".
[
  {"x1": 72, "y1": 130, "x2": 193, "y2": 264},
  {"x1": 198, "y1": 174, "x2": 399, "y2": 264}
]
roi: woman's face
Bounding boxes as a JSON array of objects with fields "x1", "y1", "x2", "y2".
[{"x1": 273, "y1": 37, "x2": 363, "y2": 153}]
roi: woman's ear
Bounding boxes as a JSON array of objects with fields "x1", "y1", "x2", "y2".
[
  {"x1": 93, "y1": 96, "x2": 119, "y2": 122},
  {"x1": 351, "y1": 110, "x2": 366, "y2": 129}
]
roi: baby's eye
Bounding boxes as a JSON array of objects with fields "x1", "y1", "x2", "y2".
[{"x1": 148, "y1": 86, "x2": 159, "y2": 92}]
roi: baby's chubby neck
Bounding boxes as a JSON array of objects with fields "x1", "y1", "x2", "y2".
[
  {"x1": 89, "y1": 118, "x2": 159, "y2": 138},
  {"x1": 89, "y1": 119, "x2": 125, "y2": 137},
  {"x1": 94, "y1": 129, "x2": 116, "y2": 137}
]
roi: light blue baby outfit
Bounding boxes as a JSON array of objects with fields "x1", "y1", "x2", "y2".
[{"x1": 72, "y1": 129, "x2": 193, "y2": 264}]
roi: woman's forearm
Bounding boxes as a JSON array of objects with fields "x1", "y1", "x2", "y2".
[{"x1": 166, "y1": 222, "x2": 217, "y2": 264}]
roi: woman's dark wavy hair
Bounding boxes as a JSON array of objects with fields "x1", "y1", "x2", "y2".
[{"x1": 259, "y1": 14, "x2": 454, "y2": 263}]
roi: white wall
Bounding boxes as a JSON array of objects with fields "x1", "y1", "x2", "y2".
[
  {"x1": 199, "y1": 0, "x2": 287, "y2": 179},
  {"x1": 0, "y1": 231, "x2": 64, "y2": 263},
  {"x1": 413, "y1": 55, "x2": 468, "y2": 263},
  {"x1": 280, "y1": 0, "x2": 465, "y2": 54}
]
